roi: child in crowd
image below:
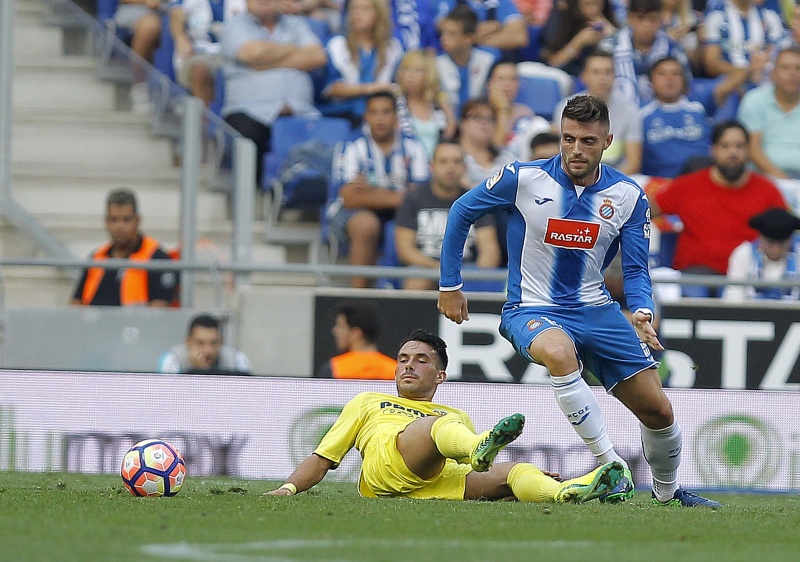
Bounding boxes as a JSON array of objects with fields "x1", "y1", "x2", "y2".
[
  {"x1": 394, "y1": 50, "x2": 457, "y2": 158},
  {"x1": 436, "y1": 4, "x2": 496, "y2": 115}
]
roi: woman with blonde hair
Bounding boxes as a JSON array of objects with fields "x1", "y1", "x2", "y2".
[
  {"x1": 321, "y1": 0, "x2": 404, "y2": 125},
  {"x1": 660, "y1": 0, "x2": 701, "y2": 70},
  {"x1": 394, "y1": 49, "x2": 457, "y2": 158}
]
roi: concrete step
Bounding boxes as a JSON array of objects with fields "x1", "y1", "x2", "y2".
[
  {"x1": 14, "y1": 20, "x2": 64, "y2": 58},
  {"x1": 13, "y1": 57, "x2": 116, "y2": 111},
  {"x1": 12, "y1": 119, "x2": 174, "y2": 168},
  {"x1": 8, "y1": 181, "x2": 231, "y2": 224},
  {"x1": 0, "y1": 264, "x2": 248, "y2": 309},
  {"x1": 12, "y1": 106, "x2": 150, "y2": 128}
]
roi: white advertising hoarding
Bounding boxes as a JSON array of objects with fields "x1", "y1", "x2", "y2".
[{"x1": 1, "y1": 371, "x2": 798, "y2": 492}]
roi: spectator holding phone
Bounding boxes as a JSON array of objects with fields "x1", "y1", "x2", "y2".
[{"x1": 540, "y1": 0, "x2": 618, "y2": 76}]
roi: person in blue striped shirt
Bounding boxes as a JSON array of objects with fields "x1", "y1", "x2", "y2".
[{"x1": 437, "y1": 94, "x2": 723, "y2": 508}]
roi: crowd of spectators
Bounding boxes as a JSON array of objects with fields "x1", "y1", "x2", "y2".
[{"x1": 107, "y1": 0, "x2": 800, "y2": 295}]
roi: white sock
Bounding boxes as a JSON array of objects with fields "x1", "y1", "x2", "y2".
[
  {"x1": 551, "y1": 370, "x2": 626, "y2": 468},
  {"x1": 641, "y1": 421, "x2": 681, "y2": 501}
]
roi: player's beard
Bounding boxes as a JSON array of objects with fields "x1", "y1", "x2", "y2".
[
  {"x1": 565, "y1": 157, "x2": 596, "y2": 180},
  {"x1": 717, "y1": 162, "x2": 746, "y2": 183}
]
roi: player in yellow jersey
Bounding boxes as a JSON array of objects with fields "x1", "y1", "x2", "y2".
[{"x1": 268, "y1": 329, "x2": 624, "y2": 502}]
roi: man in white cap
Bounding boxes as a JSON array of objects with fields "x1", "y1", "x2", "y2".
[{"x1": 724, "y1": 207, "x2": 800, "y2": 301}]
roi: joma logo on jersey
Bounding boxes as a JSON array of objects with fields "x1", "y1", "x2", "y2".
[{"x1": 544, "y1": 218, "x2": 600, "y2": 249}]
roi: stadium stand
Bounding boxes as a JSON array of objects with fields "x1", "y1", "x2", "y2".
[{"x1": 262, "y1": 116, "x2": 355, "y2": 263}]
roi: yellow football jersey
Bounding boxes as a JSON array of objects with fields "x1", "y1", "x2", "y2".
[{"x1": 314, "y1": 392, "x2": 475, "y2": 467}]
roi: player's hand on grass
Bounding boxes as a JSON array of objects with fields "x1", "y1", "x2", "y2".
[
  {"x1": 265, "y1": 483, "x2": 297, "y2": 496},
  {"x1": 438, "y1": 290, "x2": 469, "y2": 324},
  {"x1": 632, "y1": 310, "x2": 664, "y2": 351}
]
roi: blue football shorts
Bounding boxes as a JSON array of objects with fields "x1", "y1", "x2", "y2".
[{"x1": 499, "y1": 301, "x2": 659, "y2": 391}]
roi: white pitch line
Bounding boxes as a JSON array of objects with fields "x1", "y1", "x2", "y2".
[{"x1": 142, "y1": 538, "x2": 601, "y2": 561}]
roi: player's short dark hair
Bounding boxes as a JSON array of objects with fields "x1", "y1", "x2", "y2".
[
  {"x1": 444, "y1": 3, "x2": 479, "y2": 35},
  {"x1": 530, "y1": 132, "x2": 561, "y2": 153},
  {"x1": 337, "y1": 301, "x2": 381, "y2": 343},
  {"x1": 711, "y1": 120, "x2": 750, "y2": 145},
  {"x1": 402, "y1": 329, "x2": 448, "y2": 370},
  {"x1": 188, "y1": 314, "x2": 221, "y2": 337},
  {"x1": 366, "y1": 90, "x2": 397, "y2": 110},
  {"x1": 629, "y1": 0, "x2": 662, "y2": 15},
  {"x1": 561, "y1": 95, "x2": 609, "y2": 128},
  {"x1": 107, "y1": 188, "x2": 138, "y2": 213}
]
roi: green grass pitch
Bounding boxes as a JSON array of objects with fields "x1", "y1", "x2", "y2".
[{"x1": 1, "y1": 471, "x2": 798, "y2": 562}]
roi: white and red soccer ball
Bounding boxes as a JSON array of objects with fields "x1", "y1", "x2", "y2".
[{"x1": 120, "y1": 439, "x2": 187, "y2": 497}]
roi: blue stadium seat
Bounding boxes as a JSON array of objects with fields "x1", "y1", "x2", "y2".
[
  {"x1": 96, "y1": 0, "x2": 118, "y2": 24},
  {"x1": 153, "y1": 11, "x2": 176, "y2": 82},
  {"x1": 263, "y1": 116, "x2": 354, "y2": 225},
  {"x1": 376, "y1": 220, "x2": 403, "y2": 289},
  {"x1": 516, "y1": 75, "x2": 562, "y2": 121}
]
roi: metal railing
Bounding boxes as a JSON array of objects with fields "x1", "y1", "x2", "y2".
[{"x1": 2, "y1": 0, "x2": 257, "y2": 306}]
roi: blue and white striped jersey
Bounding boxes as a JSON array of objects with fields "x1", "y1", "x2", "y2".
[{"x1": 439, "y1": 155, "x2": 656, "y2": 313}]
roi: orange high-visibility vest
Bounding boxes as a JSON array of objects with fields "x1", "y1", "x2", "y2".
[
  {"x1": 81, "y1": 236, "x2": 161, "y2": 305},
  {"x1": 330, "y1": 351, "x2": 397, "y2": 380}
]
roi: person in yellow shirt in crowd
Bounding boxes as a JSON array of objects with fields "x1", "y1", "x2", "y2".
[{"x1": 271, "y1": 329, "x2": 623, "y2": 502}]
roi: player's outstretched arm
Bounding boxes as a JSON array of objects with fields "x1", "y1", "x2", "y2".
[
  {"x1": 266, "y1": 453, "x2": 335, "y2": 496},
  {"x1": 632, "y1": 310, "x2": 664, "y2": 352},
  {"x1": 438, "y1": 289, "x2": 469, "y2": 324}
]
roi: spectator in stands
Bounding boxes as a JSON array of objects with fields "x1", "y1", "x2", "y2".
[
  {"x1": 315, "y1": 301, "x2": 397, "y2": 379},
  {"x1": 319, "y1": 0, "x2": 405, "y2": 126},
  {"x1": 457, "y1": 98, "x2": 516, "y2": 186},
  {"x1": 702, "y1": 0, "x2": 787, "y2": 85},
  {"x1": 116, "y1": 0, "x2": 165, "y2": 112},
  {"x1": 602, "y1": 0, "x2": 691, "y2": 106},
  {"x1": 723, "y1": 207, "x2": 800, "y2": 302},
  {"x1": 540, "y1": 0, "x2": 618, "y2": 76},
  {"x1": 436, "y1": 0, "x2": 530, "y2": 52},
  {"x1": 529, "y1": 131, "x2": 561, "y2": 159},
  {"x1": 636, "y1": 56, "x2": 712, "y2": 178},
  {"x1": 486, "y1": 59, "x2": 551, "y2": 160},
  {"x1": 283, "y1": 0, "x2": 343, "y2": 34},
  {"x1": 341, "y1": 0, "x2": 441, "y2": 51},
  {"x1": 71, "y1": 189, "x2": 178, "y2": 307},
  {"x1": 394, "y1": 50, "x2": 457, "y2": 158},
  {"x1": 651, "y1": 120, "x2": 787, "y2": 297},
  {"x1": 394, "y1": 142, "x2": 501, "y2": 290},
  {"x1": 158, "y1": 313, "x2": 252, "y2": 374},
  {"x1": 328, "y1": 92, "x2": 429, "y2": 288},
  {"x1": 220, "y1": 0, "x2": 326, "y2": 185},
  {"x1": 737, "y1": 46, "x2": 800, "y2": 179},
  {"x1": 436, "y1": 5, "x2": 497, "y2": 115},
  {"x1": 660, "y1": 0, "x2": 702, "y2": 71},
  {"x1": 552, "y1": 50, "x2": 643, "y2": 173},
  {"x1": 169, "y1": 0, "x2": 247, "y2": 107}
]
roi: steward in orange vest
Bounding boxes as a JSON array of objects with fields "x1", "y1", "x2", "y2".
[
  {"x1": 74, "y1": 236, "x2": 178, "y2": 306},
  {"x1": 71, "y1": 190, "x2": 178, "y2": 307}
]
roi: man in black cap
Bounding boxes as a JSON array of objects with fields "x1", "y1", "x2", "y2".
[{"x1": 724, "y1": 208, "x2": 800, "y2": 301}]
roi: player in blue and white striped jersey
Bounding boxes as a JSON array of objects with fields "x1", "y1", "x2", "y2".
[{"x1": 437, "y1": 95, "x2": 723, "y2": 508}]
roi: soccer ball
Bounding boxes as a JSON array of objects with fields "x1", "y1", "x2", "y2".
[{"x1": 120, "y1": 439, "x2": 186, "y2": 497}]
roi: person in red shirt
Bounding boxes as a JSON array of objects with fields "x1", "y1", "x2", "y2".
[{"x1": 651, "y1": 120, "x2": 787, "y2": 297}]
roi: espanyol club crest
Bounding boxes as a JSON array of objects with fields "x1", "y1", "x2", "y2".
[
  {"x1": 598, "y1": 198, "x2": 615, "y2": 220},
  {"x1": 527, "y1": 319, "x2": 543, "y2": 331}
]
